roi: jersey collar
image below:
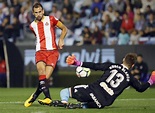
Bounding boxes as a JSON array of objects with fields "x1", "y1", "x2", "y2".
[{"x1": 121, "y1": 64, "x2": 129, "y2": 69}]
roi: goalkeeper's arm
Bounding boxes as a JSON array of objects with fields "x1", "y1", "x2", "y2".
[{"x1": 66, "y1": 54, "x2": 111, "y2": 71}]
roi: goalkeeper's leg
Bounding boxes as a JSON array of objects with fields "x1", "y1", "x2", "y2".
[
  {"x1": 61, "y1": 88, "x2": 88, "y2": 109},
  {"x1": 52, "y1": 88, "x2": 69, "y2": 107},
  {"x1": 52, "y1": 88, "x2": 86, "y2": 108}
]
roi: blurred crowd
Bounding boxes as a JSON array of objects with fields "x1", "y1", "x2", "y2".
[{"x1": 0, "y1": 0, "x2": 155, "y2": 45}]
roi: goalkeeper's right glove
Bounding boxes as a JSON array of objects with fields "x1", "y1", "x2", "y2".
[
  {"x1": 66, "y1": 54, "x2": 82, "y2": 66},
  {"x1": 148, "y1": 71, "x2": 155, "y2": 85}
]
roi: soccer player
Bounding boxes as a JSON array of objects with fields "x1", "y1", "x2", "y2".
[
  {"x1": 131, "y1": 54, "x2": 149, "y2": 81},
  {"x1": 52, "y1": 53, "x2": 155, "y2": 109},
  {"x1": 24, "y1": 2, "x2": 68, "y2": 107}
]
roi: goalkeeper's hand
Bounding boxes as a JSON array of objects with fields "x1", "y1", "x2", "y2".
[
  {"x1": 148, "y1": 71, "x2": 155, "y2": 85},
  {"x1": 66, "y1": 54, "x2": 81, "y2": 66}
]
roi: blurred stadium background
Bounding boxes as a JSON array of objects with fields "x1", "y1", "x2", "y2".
[
  {"x1": 0, "y1": 0, "x2": 155, "y2": 112},
  {"x1": 0, "y1": 0, "x2": 155, "y2": 88}
]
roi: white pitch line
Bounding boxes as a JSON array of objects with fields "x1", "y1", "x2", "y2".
[
  {"x1": 0, "y1": 98, "x2": 155, "y2": 104},
  {"x1": 116, "y1": 98, "x2": 155, "y2": 101},
  {"x1": 0, "y1": 101, "x2": 23, "y2": 104}
]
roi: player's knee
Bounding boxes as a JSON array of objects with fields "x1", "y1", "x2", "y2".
[
  {"x1": 38, "y1": 69, "x2": 46, "y2": 75},
  {"x1": 60, "y1": 88, "x2": 70, "y2": 102},
  {"x1": 60, "y1": 88, "x2": 69, "y2": 96}
]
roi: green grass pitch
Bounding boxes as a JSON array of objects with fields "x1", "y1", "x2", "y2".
[{"x1": 0, "y1": 87, "x2": 154, "y2": 113}]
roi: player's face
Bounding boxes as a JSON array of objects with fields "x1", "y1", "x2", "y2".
[
  {"x1": 33, "y1": 7, "x2": 44, "y2": 21},
  {"x1": 137, "y1": 56, "x2": 143, "y2": 63}
]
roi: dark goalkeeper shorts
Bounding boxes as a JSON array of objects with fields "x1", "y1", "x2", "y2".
[
  {"x1": 70, "y1": 85, "x2": 103, "y2": 108},
  {"x1": 70, "y1": 85, "x2": 93, "y2": 102}
]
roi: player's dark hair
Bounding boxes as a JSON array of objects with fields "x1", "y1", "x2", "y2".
[
  {"x1": 137, "y1": 54, "x2": 143, "y2": 58},
  {"x1": 124, "y1": 53, "x2": 137, "y2": 68},
  {"x1": 32, "y1": 2, "x2": 43, "y2": 12}
]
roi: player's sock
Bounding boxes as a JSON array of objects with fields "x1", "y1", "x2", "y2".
[
  {"x1": 39, "y1": 75, "x2": 51, "y2": 99},
  {"x1": 32, "y1": 82, "x2": 42, "y2": 100},
  {"x1": 60, "y1": 88, "x2": 70, "y2": 103}
]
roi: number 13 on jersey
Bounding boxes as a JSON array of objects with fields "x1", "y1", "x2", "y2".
[{"x1": 100, "y1": 69, "x2": 125, "y2": 96}]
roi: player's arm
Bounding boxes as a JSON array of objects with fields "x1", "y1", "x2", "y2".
[
  {"x1": 130, "y1": 71, "x2": 155, "y2": 92},
  {"x1": 66, "y1": 54, "x2": 111, "y2": 71},
  {"x1": 130, "y1": 76, "x2": 150, "y2": 92},
  {"x1": 56, "y1": 21, "x2": 68, "y2": 49},
  {"x1": 56, "y1": 21, "x2": 68, "y2": 40},
  {"x1": 82, "y1": 62, "x2": 111, "y2": 71}
]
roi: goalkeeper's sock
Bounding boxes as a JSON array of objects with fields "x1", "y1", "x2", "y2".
[
  {"x1": 39, "y1": 75, "x2": 51, "y2": 99},
  {"x1": 60, "y1": 88, "x2": 70, "y2": 103}
]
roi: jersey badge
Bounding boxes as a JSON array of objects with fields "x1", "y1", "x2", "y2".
[{"x1": 45, "y1": 22, "x2": 49, "y2": 26}]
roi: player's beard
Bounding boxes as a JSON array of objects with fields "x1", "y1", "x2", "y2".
[{"x1": 36, "y1": 15, "x2": 43, "y2": 21}]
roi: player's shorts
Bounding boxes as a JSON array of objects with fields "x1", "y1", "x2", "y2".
[
  {"x1": 71, "y1": 85, "x2": 95, "y2": 102},
  {"x1": 35, "y1": 49, "x2": 59, "y2": 68},
  {"x1": 70, "y1": 85, "x2": 104, "y2": 108}
]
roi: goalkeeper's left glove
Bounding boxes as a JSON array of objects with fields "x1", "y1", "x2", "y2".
[
  {"x1": 148, "y1": 71, "x2": 155, "y2": 85},
  {"x1": 66, "y1": 54, "x2": 81, "y2": 66}
]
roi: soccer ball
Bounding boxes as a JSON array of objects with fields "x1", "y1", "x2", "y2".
[{"x1": 76, "y1": 66, "x2": 91, "y2": 78}]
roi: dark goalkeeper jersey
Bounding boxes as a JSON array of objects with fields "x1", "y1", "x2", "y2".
[{"x1": 82, "y1": 62, "x2": 150, "y2": 107}]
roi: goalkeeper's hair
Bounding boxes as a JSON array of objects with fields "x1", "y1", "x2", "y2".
[{"x1": 124, "y1": 53, "x2": 137, "y2": 68}]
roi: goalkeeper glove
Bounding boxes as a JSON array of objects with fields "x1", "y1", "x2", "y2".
[
  {"x1": 66, "y1": 54, "x2": 81, "y2": 66},
  {"x1": 148, "y1": 71, "x2": 155, "y2": 85}
]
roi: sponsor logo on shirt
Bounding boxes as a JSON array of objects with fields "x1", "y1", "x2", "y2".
[{"x1": 89, "y1": 93, "x2": 102, "y2": 108}]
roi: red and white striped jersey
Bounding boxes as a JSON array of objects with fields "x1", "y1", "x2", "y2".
[{"x1": 29, "y1": 16, "x2": 58, "y2": 51}]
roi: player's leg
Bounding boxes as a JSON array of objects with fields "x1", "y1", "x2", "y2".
[
  {"x1": 38, "y1": 50, "x2": 59, "y2": 105},
  {"x1": 68, "y1": 85, "x2": 91, "y2": 109},
  {"x1": 55, "y1": 88, "x2": 86, "y2": 108},
  {"x1": 66, "y1": 101, "x2": 101, "y2": 109},
  {"x1": 24, "y1": 61, "x2": 46, "y2": 107},
  {"x1": 53, "y1": 85, "x2": 90, "y2": 108},
  {"x1": 45, "y1": 66, "x2": 54, "y2": 79},
  {"x1": 52, "y1": 88, "x2": 69, "y2": 107},
  {"x1": 67, "y1": 85, "x2": 103, "y2": 109},
  {"x1": 24, "y1": 81, "x2": 43, "y2": 107},
  {"x1": 24, "y1": 51, "x2": 49, "y2": 107},
  {"x1": 37, "y1": 62, "x2": 52, "y2": 105},
  {"x1": 38, "y1": 66, "x2": 53, "y2": 105}
]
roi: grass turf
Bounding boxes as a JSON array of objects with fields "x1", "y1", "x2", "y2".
[{"x1": 0, "y1": 87, "x2": 154, "y2": 113}]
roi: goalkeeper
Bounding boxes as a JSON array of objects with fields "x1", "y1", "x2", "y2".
[{"x1": 52, "y1": 53, "x2": 155, "y2": 109}]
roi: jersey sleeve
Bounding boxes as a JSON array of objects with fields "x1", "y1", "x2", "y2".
[
  {"x1": 82, "y1": 62, "x2": 112, "y2": 71},
  {"x1": 49, "y1": 16, "x2": 58, "y2": 26},
  {"x1": 29, "y1": 24, "x2": 36, "y2": 36},
  {"x1": 130, "y1": 75, "x2": 150, "y2": 92}
]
